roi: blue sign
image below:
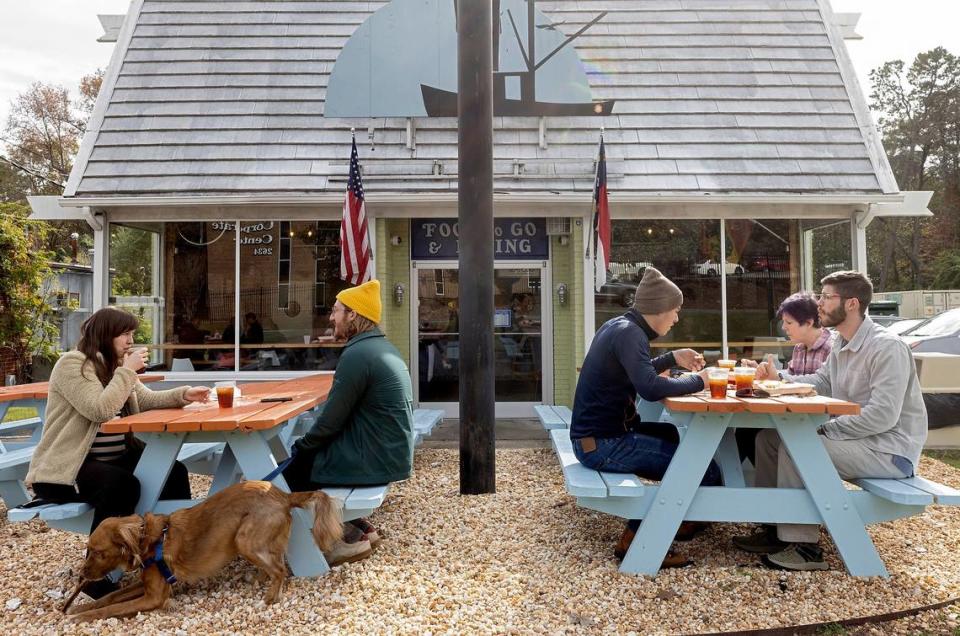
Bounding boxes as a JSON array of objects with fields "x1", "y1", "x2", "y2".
[{"x1": 411, "y1": 219, "x2": 548, "y2": 260}]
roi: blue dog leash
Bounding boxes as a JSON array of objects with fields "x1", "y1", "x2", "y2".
[
  {"x1": 261, "y1": 456, "x2": 295, "y2": 483},
  {"x1": 141, "y1": 525, "x2": 177, "y2": 584}
]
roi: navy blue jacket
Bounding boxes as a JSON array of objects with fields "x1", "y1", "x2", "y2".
[{"x1": 571, "y1": 310, "x2": 705, "y2": 439}]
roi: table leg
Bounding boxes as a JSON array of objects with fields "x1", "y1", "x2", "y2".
[
  {"x1": 0, "y1": 479, "x2": 30, "y2": 508},
  {"x1": 621, "y1": 412, "x2": 730, "y2": 576},
  {"x1": 209, "y1": 444, "x2": 241, "y2": 495},
  {"x1": 714, "y1": 428, "x2": 746, "y2": 488},
  {"x1": 133, "y1": 433, "x2": 185, "y2": 515},
  {"x1": 226, "y1": 431, "x2": 330, "y2": 577},
  {"x1": 774, "y1": 415, "x2": 888, "y2": 577},
  {"x1": 31, "y1": 400, "x2": 46, "y2": 444}
]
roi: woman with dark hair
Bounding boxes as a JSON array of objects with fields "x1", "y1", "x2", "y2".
[
  {"x1": 738, "y1": 292, "x2": 833, "y2": 462},
  {"x1": 26, "y1": 307, "x2": 210, "y2": 535},
  {"x1": 743, "y1": 292, "x2": 832, "y2": 375}
]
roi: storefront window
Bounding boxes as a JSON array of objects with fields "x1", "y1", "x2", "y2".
[
  {"x1": 725, "y1": 219, "x2": 800, "y2": 363},
  {"x1": 596, "y1": 220, "x2": 723, "y2": 360},
  {"x1": 236, "y1": 220, "x2": 347, "y2": 371}
]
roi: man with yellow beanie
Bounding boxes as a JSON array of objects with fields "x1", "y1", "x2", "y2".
[{"x1": 283, "y1": 279, "x2": 414, "y2": 566}]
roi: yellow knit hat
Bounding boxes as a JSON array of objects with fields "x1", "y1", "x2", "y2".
[{"x1": 336, "y1": 279, "x2": 382, "y2": 324}]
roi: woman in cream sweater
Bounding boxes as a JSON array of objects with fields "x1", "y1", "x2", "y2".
[{"x1": 26, "y1": 307, "x2": 209, "y2": 532}]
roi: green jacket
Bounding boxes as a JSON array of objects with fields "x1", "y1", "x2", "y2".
[{"x1": 294, "y1": 328, "x2": 414, "y2": 485}]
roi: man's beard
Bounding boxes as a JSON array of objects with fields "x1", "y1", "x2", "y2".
[
  {"x1": 333, "y1": 320, "x2": 351, "y2": 341},
  {"x1": 819, "y1": 304, "x2": 846, "y2": 328}
]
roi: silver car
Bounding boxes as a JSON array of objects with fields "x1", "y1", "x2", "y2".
[{"x1": 901, "y1": 308, "x2": 960, "y2": 354}]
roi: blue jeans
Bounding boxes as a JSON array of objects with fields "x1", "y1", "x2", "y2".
[{"x1": 572, "y1": 422, "x2": 722, "y2": 531}]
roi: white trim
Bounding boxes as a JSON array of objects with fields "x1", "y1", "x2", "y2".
[
  {"x1": 60, "y1": 192, "x2": 911, "y2": 209},
  {"x1": 719, "y1": 219, "x2": 728, "y2": 359},
  {"x1": 158, "y1": 370, "x2": 334, "y2": 383},
  {"x1": 92, "y1": 223, "x2": 108, "y2": 311},
  {"x1": 851, "y1": 220, "x2": 868, "y2": 274},
  {"x1": 582, "y1": 213, "x2": 596, "y2": 351},
  {"x1": 64, "y1": 0, "x2": 144, "y2": 197},
  {"x1": 817, "y1": 0, "x2": 900, "y2": 194}
]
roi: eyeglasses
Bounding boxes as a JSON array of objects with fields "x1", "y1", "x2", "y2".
[{"x1": 813, "y1": 292, "x2": 848, "y2": 303}]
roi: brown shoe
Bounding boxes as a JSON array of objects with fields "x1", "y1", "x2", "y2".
[
  {"x1": 613, "y1": 527, "x2": 693, "y2": 569},
  {"x1": 674, "y1": 521, "x2": 710, "y2": 542},
  {"x1": 613, "y1": 526, "x2": 635, "y2": 561}
]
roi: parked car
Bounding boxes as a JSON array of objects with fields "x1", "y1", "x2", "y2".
[
  {"x1": 597, "y1": 276, "x2": 638, "y2": 307},
  {"x1": 885, "y1": 317, "x2": 926, "y2": 336},
  {"x1": 870, "y1": 314, "x2": 908, "y2": 329},
  {"x1": 689, "y1": 260, "x2": 744, "y2": 276},
  {"x1": 746, "y1": 255, "x2": 789, "y2": 272},
  {"x1": 901, "y1": 308, "x2": 960, "y2": 354}
]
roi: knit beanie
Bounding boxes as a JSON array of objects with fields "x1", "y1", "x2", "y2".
[
  {"x1": 336, "y1": 279, "x2": 382, "y2": 323},
  {"x1": 632, "y1": 267, "x2": 683, "y2": 315}
]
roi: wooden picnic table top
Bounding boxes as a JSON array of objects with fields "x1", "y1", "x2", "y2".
[
  {"x1": 0, "y1": 375, "x2": 165, "y2": 403},
  {"x1": 101, "y1": 374, "x2": 333, "y2": 434},
  {"x1": 663, "y1": 390, "x2": 860, "y2": 416}
]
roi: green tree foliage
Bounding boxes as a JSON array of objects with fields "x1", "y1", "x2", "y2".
[
  {"x1": 110, "y1": 226, "x2": 153, "y2": 297},
  {"x1": 869, "y1": 47, "x2": 960, "y2": 291},
  {"x1": 0, "y1": 203, "x2": 60, "y2": 382},
  {"x1": 932, "y1": 249, "x2": 960, "y2": 288}
]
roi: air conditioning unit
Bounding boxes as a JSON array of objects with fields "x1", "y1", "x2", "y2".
[{"x1": 546, "y1": 218, "x2": 571, "y2": 236}]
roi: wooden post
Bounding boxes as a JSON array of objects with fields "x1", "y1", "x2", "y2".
[{"x1": 457, "y1": 0, "x2": 496, "y2": 494}]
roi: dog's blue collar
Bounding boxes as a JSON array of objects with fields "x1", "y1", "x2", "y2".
[{"x1": 141, "y1": 525, "x2": 177, "y2": 584}]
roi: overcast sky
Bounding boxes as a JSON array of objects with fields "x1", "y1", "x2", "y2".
[{"x1": 0, "y1": 0, "x2": 957, "y2": 126}]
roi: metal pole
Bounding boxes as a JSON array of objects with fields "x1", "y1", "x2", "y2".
[{"x1": 458, "y1": 0, "x2": 496, "y2": 494}]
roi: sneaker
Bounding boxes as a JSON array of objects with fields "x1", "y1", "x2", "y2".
[
  {"x1": 732, "y1": 525, "x2": 789, "y2": 554},
  {"x1": 762, "y1": 544, "x2": 829, "y2": 571},
  {"x1": 323, "y1": 538, "x2": 373, "y2": 567}
]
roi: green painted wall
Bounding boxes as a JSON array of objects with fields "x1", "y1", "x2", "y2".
[
  {"x1": 377, "y1": 218, "x2": 411, "y2": 366},
  {"x1": 550, "y1": 219, "x2": 585, "y2": 408}
]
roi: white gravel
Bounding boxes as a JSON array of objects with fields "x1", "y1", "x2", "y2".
[{"x1": 2, "y1": 449, "x2": 960, "y2": 634}]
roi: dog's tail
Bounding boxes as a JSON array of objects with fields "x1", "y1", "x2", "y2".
[{"x1": 287, "y1": 491, "x2": 343, "y2": 551}]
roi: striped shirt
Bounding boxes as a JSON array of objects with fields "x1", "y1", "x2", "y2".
[
  {"x1": 88, "y1": 406, "x2": 130, "y2": 462},
  {"x1": 787, "y1": 329, "x2": 833, "y2": 376}
]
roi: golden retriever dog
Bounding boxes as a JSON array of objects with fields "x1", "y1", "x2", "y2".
[{"x1": 64, "y1": 481, "x2": 342, "y2": 622}]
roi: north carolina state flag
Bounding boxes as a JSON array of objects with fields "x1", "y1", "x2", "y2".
[{"x1": 592, "y1": 134, "x2": 610, "y2": 291}]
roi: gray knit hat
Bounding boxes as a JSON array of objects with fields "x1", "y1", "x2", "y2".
[{"x1": 632, "y1": 267, "x2": 683, "y2": 314}]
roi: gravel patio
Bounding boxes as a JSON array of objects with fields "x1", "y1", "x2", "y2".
[{"x1": 2, "y1": 448, "x2": 960, "y2": 635}]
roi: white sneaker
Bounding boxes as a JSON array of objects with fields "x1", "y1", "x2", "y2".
[{"x1": 323, "y1": 539, "x2": 373, "y2": 567}]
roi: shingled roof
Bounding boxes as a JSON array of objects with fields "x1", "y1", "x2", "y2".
[{"x1": 64, "y1": 0, "x2": 899, "y2": 199}]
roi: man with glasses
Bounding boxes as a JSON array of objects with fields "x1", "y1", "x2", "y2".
[{"x1": 733, "y1": 271, "x2": 927, "y2": 571}]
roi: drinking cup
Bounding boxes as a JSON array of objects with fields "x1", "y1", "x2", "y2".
[
  {"x1": 707, "y1": 368, "x2": 729, "y2": 399},
  {"x1": 717, "y1": 359, "x2": 736, "y2": 370},
  {"x1": 734, "y1": 367, "x2": 757, "y2": 397},
  {"x1": 214, "y1": 381, "x2": 235, "y2": 408},
  {"x1": 303, "y1": 335, "x2": 312, "y2": 344}
]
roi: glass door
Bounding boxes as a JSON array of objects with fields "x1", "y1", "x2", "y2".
[{"x1": 413, "y1": 263, "x2": 551, "y2": 417}]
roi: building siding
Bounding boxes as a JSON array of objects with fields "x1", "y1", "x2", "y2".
[{"x1": 70, "y1": 0, "x2": 893, "y2": 198}]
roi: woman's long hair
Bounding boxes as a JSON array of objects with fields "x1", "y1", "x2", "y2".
[{"x1": 76, "y1": 307, "x2": 140, "y2": 387}]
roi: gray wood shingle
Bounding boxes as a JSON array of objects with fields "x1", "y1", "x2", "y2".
[{"x1": 69, "y1": 0, "x2": 893, "y2": 197}]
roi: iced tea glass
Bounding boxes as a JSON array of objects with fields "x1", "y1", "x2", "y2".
[
  {"x1": 707, "y1": 368, "x2": 729, "y2": 399},
  {"x1": 734, "y1": 366, "x2": 756, "y2": 397},
  {"x1": 214, "y1": 381, "x2": 235, "y2": 408},
  {"x1": 717, "y1": 359, "x2": 736, "y2": 371}
]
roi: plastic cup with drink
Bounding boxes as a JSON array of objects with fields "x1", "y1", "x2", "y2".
[
  {"x1": 734, "y1": 366, "x2": 756, "y2": 398},
  {"x1": 214, "y1": 381, "x2": 236, "y2": 408},
  {"x1": 707, "y1": 368, "x2": 729, "y2": 399}
]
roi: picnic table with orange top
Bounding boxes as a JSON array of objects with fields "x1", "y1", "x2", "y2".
[
  {"x1": 0, "y1": 375, "x2": 165, "y2": 445},
  {"x1": 553, "y1": 389, "x2": 959, "y2": 578},
  {"x1": 95, "y1": 374, "x2": 365, "y2": 576}
]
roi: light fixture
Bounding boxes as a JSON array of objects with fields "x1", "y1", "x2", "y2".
[
  {"x1": 556, "y1": 283, "x2": 568, "y2": 306},
  {"x1": 669, "y1": 228, "x2": 675, "y2": 235},
  {"x1": 558, "y1": 235, "x2": 569, "y2": 246},
  {"x1": 393, "y1": 283, "x2": 405, "y2": 306},
  {"x1": 390, "y1": 235, "x2": 402, "y2": 246},
  {"x1": 647, "y1": 228, "x2": 653, "y2": 235}
]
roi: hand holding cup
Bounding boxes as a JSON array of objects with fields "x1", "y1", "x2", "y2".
[{"x1": 122, "y1": 347, "x2": 148, "y2": 372}]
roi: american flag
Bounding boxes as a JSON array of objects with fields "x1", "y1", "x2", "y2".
[
  {"x1": 340, "y1": 135, "x2": 372, "y2": 284},
  {"x1": 591, "y1": 133, "x2": 611, "y2": 291}
]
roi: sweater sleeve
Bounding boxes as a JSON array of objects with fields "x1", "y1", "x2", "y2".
[
  {"x1": 51, "y1": 357, "x2": 137, "y2": 424},
  {"x1": 652, "y1": 351, "x2": 676, "y2": 374},
  {"x1": 617, "y1": 330, "x2": 704, "y2": 402},
  {"x1": 133, "y1": 382, "x2": 190, "y2": 411}
]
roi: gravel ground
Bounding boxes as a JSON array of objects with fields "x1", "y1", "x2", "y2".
[{"x1": 2, "y1": 449, "x2": 960, "y2": 635}]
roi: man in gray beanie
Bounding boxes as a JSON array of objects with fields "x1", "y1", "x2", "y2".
[{"x1": 570, "y1": 267, "x2": 720, "y2": 567}]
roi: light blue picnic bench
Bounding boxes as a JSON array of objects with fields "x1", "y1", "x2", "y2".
[
  {"x1": 535, "y1": 399, "x2": 667, "y2": 432},
  {"x1": 551, "y1": 394, "x2": 960, "y2": 577}
]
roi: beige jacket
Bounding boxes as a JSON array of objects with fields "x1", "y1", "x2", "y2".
[{"x1": 26, "y1": 351, "x2": 190, "y2": 486}]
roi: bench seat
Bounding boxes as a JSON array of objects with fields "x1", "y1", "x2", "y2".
[
  {"x1": 851, "y1": 475, "x2": 960, "y2": 506},
  {"x1": 535, "y1": 405, "x2": 572, "y2": 431},
  {"x1": 550, "y1": 429, "x2": 646, "y2": 498},
  {"x1": 412, "y1": 409, "x2": 444, "y2": 446}
]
